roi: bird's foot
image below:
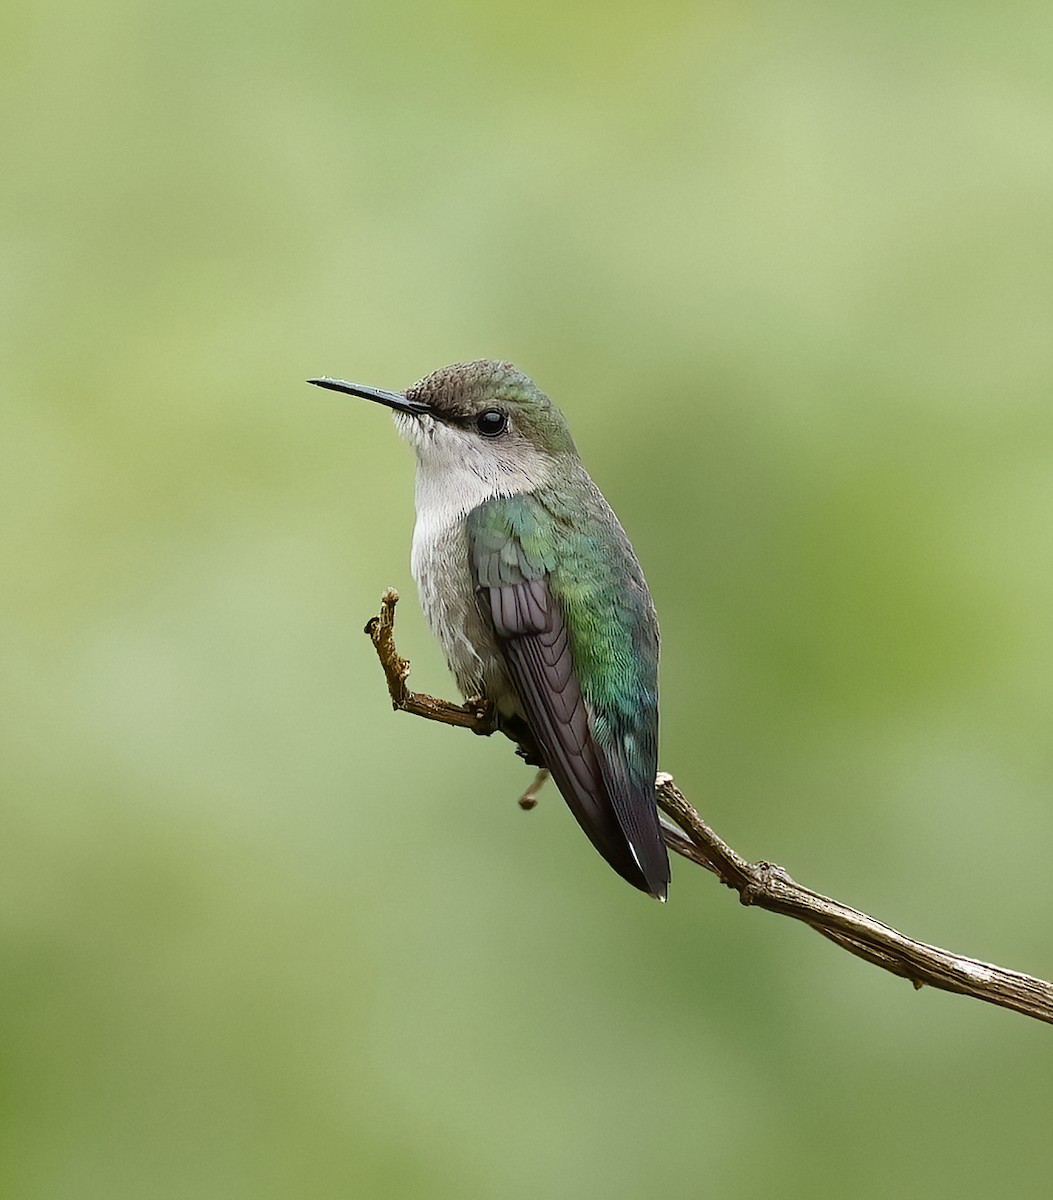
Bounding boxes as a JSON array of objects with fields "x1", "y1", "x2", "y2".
[{"x1": 464, "y1": 694, "x2": 496, "y2": 735}]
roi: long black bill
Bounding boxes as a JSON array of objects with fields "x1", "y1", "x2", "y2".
[{"x1": 307, "y1": 377, "x2": 431, "y2": 415}]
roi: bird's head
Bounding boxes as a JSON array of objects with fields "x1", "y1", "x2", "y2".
[{"x1": 309, "y1": 360, "x2": 578, "y2": 496}]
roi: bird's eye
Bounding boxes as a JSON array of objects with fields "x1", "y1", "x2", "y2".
[{"x1": 475, "y1": 409, "x2": 507, "y2": 437}]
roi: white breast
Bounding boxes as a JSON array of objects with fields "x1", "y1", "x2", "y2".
[
  {"x1": 410, "y1": 514, "x2": 491, "y2": 697},
  {"x1": 397, "y1": 410, "x2": 552, "y2": 707}
]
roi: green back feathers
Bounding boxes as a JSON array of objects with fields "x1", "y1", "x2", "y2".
[{"x1": 467, "y1": 484, "x2": 658, "y2": 757}]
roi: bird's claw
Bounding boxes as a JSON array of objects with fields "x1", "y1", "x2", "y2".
[{"x1": 464, "y1": 695, "x2": 496, "y2": 735}]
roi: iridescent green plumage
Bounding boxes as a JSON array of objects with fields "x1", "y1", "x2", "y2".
[{"x1": 467, "y1": 471, "x2": 666, "y2": 898}]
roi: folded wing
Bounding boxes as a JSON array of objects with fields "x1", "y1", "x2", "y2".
[{"x1": 481, "y1": 573, "x2": 669, "y2": 899}]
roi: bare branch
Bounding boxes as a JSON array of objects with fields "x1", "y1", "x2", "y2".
[
  {"x1": 655, "y1": 775, "x2": 1053, "y2": 1022},
  {"x1": 364, "y1": 589, "x2": 1053, "y2": 1026},
  {"x1": 365, "y1": 588, "x2": 493, "y2": 731}
]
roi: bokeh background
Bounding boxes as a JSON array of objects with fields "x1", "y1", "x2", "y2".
[{"x1": 3, "y1": 2, "x2": 1053, "y2": 1196}]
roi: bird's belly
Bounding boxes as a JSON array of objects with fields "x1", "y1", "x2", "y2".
[{"x1": 411, "y1": 515, "x2": 518, "y2": 712}]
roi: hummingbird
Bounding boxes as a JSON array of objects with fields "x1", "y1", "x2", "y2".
[{"x1": 309, "y1": 360, "x2": 670, "y2": 900}]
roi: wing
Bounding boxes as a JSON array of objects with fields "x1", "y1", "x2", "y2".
[{"x1": 469, "y1": 494, "x2": 669, "y2": 899}]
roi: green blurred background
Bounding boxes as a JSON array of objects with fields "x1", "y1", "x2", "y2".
[{"x1": 3, "y1": 2, "x2": 1053, "y2": 1196}]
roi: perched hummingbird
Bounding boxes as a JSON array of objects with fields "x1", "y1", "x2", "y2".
[{"x1": 309, "y1": 360, "x2": 669, "y2": 900}]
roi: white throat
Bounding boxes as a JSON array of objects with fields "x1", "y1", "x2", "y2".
[{"x1": 396, "y1": 412, "x2": 552, "y2": 537}]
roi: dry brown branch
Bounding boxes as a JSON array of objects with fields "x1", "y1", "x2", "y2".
[
  {"x1": 365, "y1": 588, "x2": 1053, "y2": 1026},
  {"x1": 365, "y1": 588, "x2": 494, "y2": 731}
]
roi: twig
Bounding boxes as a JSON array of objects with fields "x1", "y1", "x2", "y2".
[
  {"x1": 517, "y1": 768, "x2": 549, "y2": 811},
  {"x1": 365, "y1": 588, "x2": 493, "y2": 731},
  {"x1": 364, "y1": 588, "x2": 1053, "y2": 1026}
]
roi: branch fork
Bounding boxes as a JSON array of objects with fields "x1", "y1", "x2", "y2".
[{"x1": 364, "y1": 588, "x2": 1053, "y2": 1026}]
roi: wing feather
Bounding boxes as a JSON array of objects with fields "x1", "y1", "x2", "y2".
[
  {"x1": 483, "y1": 571, "x2": 667, "y2": 897},
  {"x1": 468, "y1": 492, "x2": 669, "y2": 898},
  {"x1": 493, "y1": 587, "x2": 654, "y2": 890}
]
